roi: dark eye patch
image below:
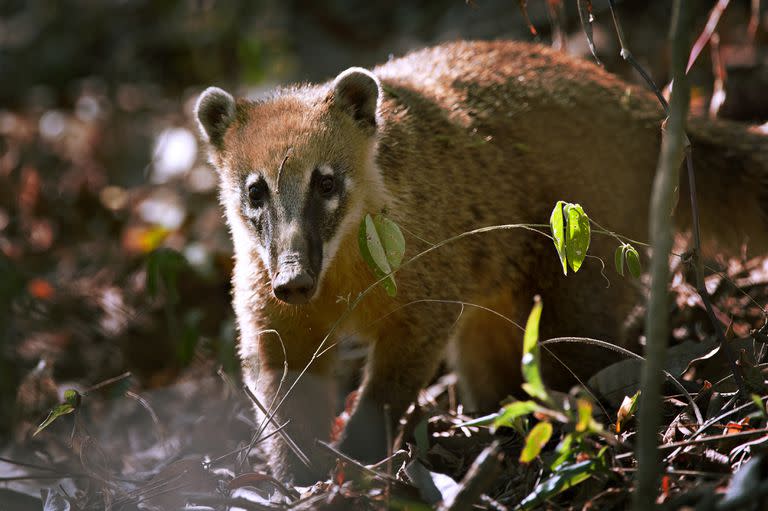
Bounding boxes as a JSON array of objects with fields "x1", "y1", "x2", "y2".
[
  {"x1": 240, "y1": 175, "x2": 272, "y2": 243},
  {"x1": 247, "y1": 178, "x2": 269, "y2": 207},
  {"x1": 317, "y1": 174, "x2": 336, "y2": 197},
  {"x1": 311, "y1": 166, "x2": 345, "y2": 199}
]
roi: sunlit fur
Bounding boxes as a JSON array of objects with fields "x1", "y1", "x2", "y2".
[{"x1": 197, "y1": 41, "x2": 768, "y2": 483}]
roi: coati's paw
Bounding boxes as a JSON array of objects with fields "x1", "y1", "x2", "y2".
[
  {"x1": 268, "y1": 441, "x2": 331, "y2": 486},
  {"x1": 337, "y1": 402, "x2": 389, "y2": 465},
  {"x1": 272, "y1": 463, "x2": 321, "y2": 487}
]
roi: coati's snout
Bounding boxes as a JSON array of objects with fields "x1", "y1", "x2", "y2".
[
  {"x1": 268, "y1": 226, "x2": 321, "y2": 305},
  {"x1": 271, "y1": 245, "x2": 317, "y2": 305},
  {"x1": 272, "y1": 262, "x2": 315, "y2": 304}
]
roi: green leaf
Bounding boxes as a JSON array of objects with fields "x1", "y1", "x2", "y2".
[
  {"x1": 614, "y1": 245, "x2": 625, "y2": 277},
  {"x1": 33, "y1": 390, "x2": 81, "y2": 437},
  {"x1": 414, "y1": 418, "x2": 430, "y2": 456},
  {"x1": 146, "y1": 248, "x2": 187, "y2": 303},
  {"x1": 454, "y1": 412, "x2": 503, "y2": 429},
  {"x1": 520, "y1": 457, "x2": 606, "y2": 509},
  {"x1": 564, "y1": 204, "x2": 590, "y2": 273},
  {"x1": 751, "y1": 394, "x2": 767, "y2": 419},
  {"x1": 575, "y1": 399, "x2": 592, "y2": 433},
  {"x1": 63, "y1": 389, "x2": 81, "y2": 407},
  {"x1": 550, "y1": 433, "x2": 575, "y2": 470},
  {"x1": 492, "y1": 400, "x2": 539, "y2": 432},
  {"x1": 178, "y1": 310, "x2": 202, "y2": 366},
  {"x1": 550, "y1": 201, "x2": 592, "y2": 275},
  {"x1": 625, "y1": 245, "x2": 642, "y2": 278},
  {"x1": 520, "y1": 421, "x2": 553, "y2": 463},
  {"x1": 358, "y1": 213, "x2": 405, "y2": 297},
  {"x1": 521, "y1": 298, "x2": 548, "y2": 401},
  {"x1": 615, "y1": 244, "x2": 641, "y2": 279},
  {"x1": 616, "y1": 390, "x2": 641, "y2": 432},
  {"x1": 549, "y1": 201, "x2": 568, "y2": 275},
  {"x1": 522, "y1": 298, "x2": 542, "y2": 355},
  {"x1": 373, "y1": 214, "x2": 405, "y2": 269}
]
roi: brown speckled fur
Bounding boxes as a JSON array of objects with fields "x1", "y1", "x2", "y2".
[{"x1": 198, "y1": 41, "x2": 768, "y2": 483}]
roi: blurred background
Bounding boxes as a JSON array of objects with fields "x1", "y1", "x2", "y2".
[{"x1": 1, "y1": 0, "x2": 767, "y2": 502}]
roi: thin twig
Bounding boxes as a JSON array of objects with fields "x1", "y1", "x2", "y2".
[
  {"x1": 439, "y1": 440, "x2": 503, "y2": 511},
  {"x1": 708, "y1": 32, "x2": 726, "y2": 117},
  {"x1": 663, "y1": 395, "x2": 768, "y2": 463},
  {"x1": 275, "y1": 147, "x2": 293, "y2": 194},
  {"x1": 206, "y1": 421, "x2": 290, "y2": 467},
  {"x1": 577, "y1": 0, "x2": 602, "y2": 65},
  {"x1": 686, "y1": 0, "x2": 730, "y2": 73},
  {"x1": 674, "y1": 0, "x2": 748, "y2": 396},
  {"x1": 634, "y1": 2, "x2": 691, "y2": 508},
  {"x1": 540, "y1": 337, "x2": 703, "y2": 425},
  {"x1": 118, "y1": 473, "x2": 199, "y2": 507},
  {"x1": 84, "y1": 371, "x2": 132, "y2": 394},
  {"x1": 369, "y1": 449, "x2": 409, "y2": 471},
  {"x1": 614, "y1": 467, "x2": 727, "y2": 478},
  {"x1": 183, "y1": 494, "x2": 279, "y2": 511},
  {"x1": 244, "y1": 328, "x2": 289, "y2": 472},
  {"x1": 234, "y1": 330, "x2": 289, "y2": 474},
  {"x1": 314, "y1": 440, "x2": 400, "y2": 484},
  {"x1": 0, "y1": 475, "x2": 86, "y2": 482},
  {"x1": 243, "y1": 385, "x2": 312, "y2": 470},
  {"x1": 592, "y1": 224, "x2": 768, "y2": 314},
  {"x1": 0, "y1": 456, "x2": 63, "y2": 473},
  {"x1": 658, "y1": 427, "x2": 768, "y2": 451},
  {"x1": 607, "y1": 0, "x2": 670, "y2": 113},
  {"x1": 124, "y1": 390, "x2": 167, "y2": 455},
  {"x1": 228, "y1": 472, "x2": 300, "y2": 500},
  {"x1": 536, "y1": 340, "x2": 612, "y2": 422},
  {"x1": 684, "y1": 151, "x2": 747, "y2": 397}
]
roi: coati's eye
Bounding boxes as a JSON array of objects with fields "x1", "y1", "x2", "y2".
[
  {"x1": 317, "y1": 174, "x2": 336, "y2": 197},
  {"x1": 248, "y1": 179, "x2": 268, "y2": 207}
]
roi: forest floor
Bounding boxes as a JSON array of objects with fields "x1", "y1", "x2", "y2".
[
  {"x1": 2, "y1": 116, "x2": 767, "y2": 508},
  {"x1": 3, "y1": 2, "x2": 768, "y2": 510}
]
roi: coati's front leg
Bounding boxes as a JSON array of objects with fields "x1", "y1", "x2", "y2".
[
  {"x1": 338, "y1": 316, "x2": 448, "y2": 464},
  {"x1": 241, "y1": 318, "x2": 337, "y2": 484}
]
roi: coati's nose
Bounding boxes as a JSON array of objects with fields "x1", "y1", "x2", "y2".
[{"x1": 272, "y1": 268, "x2": 316, "y2": 305}]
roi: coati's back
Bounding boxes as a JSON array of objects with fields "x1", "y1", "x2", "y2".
[
  {"x1": 369, "y1": 41, "x2": 766, "y2": 311},
  {"x1": 196, "y1": 40, "x2": 768, "y2": 484},
  {"x1": 372, "y1": 41, "x2": 767, "y2": 258},
  {"x1": 366, "y1": 42, "x2": 664, "y2": 330},
  {"x1": 373, "y1": 41, "x2": 666, "y2": 239}
]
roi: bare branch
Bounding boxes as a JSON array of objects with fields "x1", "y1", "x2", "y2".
[{"x1": 634, "y1": 1, "x2": 692, "y2": 509}]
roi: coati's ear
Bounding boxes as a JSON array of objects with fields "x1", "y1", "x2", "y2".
[
  {"x1": 195, "y1": 87, "x2": 236, "y2": 148},
  {"x1": 330, "y1": 67, "x2": 381, "y2": 129}
]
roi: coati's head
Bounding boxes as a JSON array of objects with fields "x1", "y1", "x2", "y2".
[{"x1": 195, "y1": 68, "x2": 382, "y2": 305}]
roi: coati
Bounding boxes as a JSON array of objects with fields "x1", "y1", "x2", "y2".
[{"x1": 195, "y1": 41, "x2": 768, "y2": 483}]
